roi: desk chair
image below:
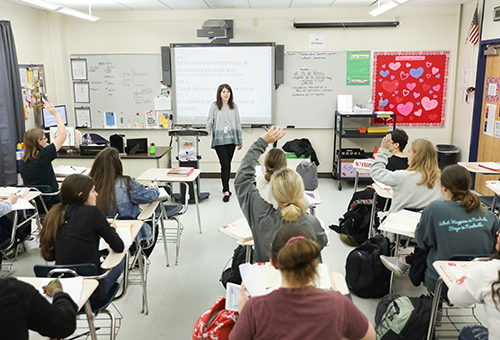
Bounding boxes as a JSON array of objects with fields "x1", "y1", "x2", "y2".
[
  {"x1": 34, "y1": 262, "x2": 127, "y2": 340},
  {"x1": 16, "y1": 184, "x2": 60, "y2": 230}
]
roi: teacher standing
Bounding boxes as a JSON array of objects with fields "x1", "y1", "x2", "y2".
[{"x1": 206, "y1": 84, "x2": 243, "y2": 203}]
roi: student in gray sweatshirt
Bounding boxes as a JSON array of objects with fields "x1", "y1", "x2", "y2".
[{"x1": 235, "y1": 127, "x2": 328, "y2": 263}]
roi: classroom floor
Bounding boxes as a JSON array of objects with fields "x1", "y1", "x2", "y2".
[{"x1": 8, "y1": 178, "x2": 484, "y2": 339}]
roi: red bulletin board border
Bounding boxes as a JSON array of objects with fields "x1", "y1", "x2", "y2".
[{"x1": 372, "y1": 51, "x2": 450, "y2": 127}]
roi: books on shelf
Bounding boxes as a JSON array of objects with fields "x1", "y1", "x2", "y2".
[
  {"x1": 0, "y1": 187, "x2": 30, "y2": 198},
  {"x1": 478, "y1": 162, "x2": 500, "y2": 172},
  {"x1": 167, "y1": 167, "x2": 194, "y2": 177},
  {"x1": 439, "y1": 261, "x2": 480, "y2": 285},
  {"x1": 378, "y1": 209, "x2": 422, "y2": 237},
  {"x1": 55, "y1": 165, "x2": 87, "y2": 177},
  {"x1": 219, "y1": 218, "x2": 253, "y2": 242}
]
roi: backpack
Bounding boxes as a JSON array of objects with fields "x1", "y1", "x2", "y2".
[
  {"x1": 192, "y1": 297, "x2": 237, "y2": 340},
  {"x1": 375, "y1": 293, "x2": 434, "y2": 340},
  {"x1": 330, "y1": 198, "x2": 377, "y2": 246},
  {"x1": 296, "y1": 161, "x2": 318, "y2": 191},
  {"x1": 220, "y1": 245, "x2": 253, "y2": 288},
  {"x1": 345, "y1": 235, "x2": 391, "y2": 298}
]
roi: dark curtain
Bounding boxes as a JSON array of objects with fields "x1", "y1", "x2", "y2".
[{"x1": 0, "y1": 21, "x2": 25, "y2": 186}]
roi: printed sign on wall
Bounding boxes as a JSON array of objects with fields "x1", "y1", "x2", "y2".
[{"x1": 372, "y1": 51, "x2": 450, "y2": 127}]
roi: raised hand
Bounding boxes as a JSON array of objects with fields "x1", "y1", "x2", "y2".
[{"x1": 261, "y1": 126, "x2": 286, "y2": 144}]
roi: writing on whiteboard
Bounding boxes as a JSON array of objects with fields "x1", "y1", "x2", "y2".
[{"x1": 291, "y1": 68, "x2": 333, "y2": 97}]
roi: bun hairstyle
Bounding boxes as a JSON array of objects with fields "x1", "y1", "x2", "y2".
[
  {"x1": 270, "y1": 168, "x2": 306, "y2": 221},
  {"x1": 441, "y1": 164, "x2": 481, "y2": 212},
  {"x1": 407, "y1": 139, "x2": 441, "y2": 189},
  {"x1": 264, "y1": 148, "x2": 287, "y2": 182},
  {"x1": 271, "y1": 225, "x2": 321, "y2": 287},
  {"x1": 40, "y1": 174, "x2": 95, "y2": 261}
]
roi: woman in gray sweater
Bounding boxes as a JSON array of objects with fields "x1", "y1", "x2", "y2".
[{"x1": 234, "y1": 127, "x2": 328, "y2": 263}]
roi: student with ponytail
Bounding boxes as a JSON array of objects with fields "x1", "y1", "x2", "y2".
[
  {"x1": 229, "y1": 225, "x2": 376, "y2": 340},
  {"x1": 234, "y1": 127, "x2": 327, "y2": 263},
  {"x1": 39, "y1": 174, "x2": 124, "y2": 303}
]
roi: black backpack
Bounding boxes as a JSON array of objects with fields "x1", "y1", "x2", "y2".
[
  {"x1": 330, "y1": 198, "x2": 377, "y2": 246},
  {"x1": 220, "y1": 245, "x2": 253, "y2": 289},
  {"x1": 345, "y1": 235, "x2": 391, "y2": 298},
  {"x1": 375, "y1": 293, "x2": 434, "y2": 340}
]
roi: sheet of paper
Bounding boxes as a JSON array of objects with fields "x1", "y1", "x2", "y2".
[
  {"x1": 56, "y1": 165, "x2": 87, "y2": 176},
  {"x1": 158, "y1": 187, "x2": 170, "y2": 199},
  {"x1": 239, "y1": 263, "x2": 270, "y2": 297},
  {"x1": 74, "y1": 83, "x2": 90, "y2": 103},
  {"x1": 154, "y1": 96, "x2": 171, "y2": 111},
  {"x1": 495, "y1": 121, "x2": 500, "y2": 139},
  {"x1": 488, "y1": 83, "x2": 498, "y2": 96},
  {"x1": 71, "y1": 59, "x2": 87, "y2": 80},
  {"x1": 484, "y1": 103, "x2": 496, "y2": 137},
  {"x1": 38, "y1": 277, "x2": 83, "y2": 305},
  {"x1": 75, "y1": 108, "x2": 91, "y2": 128},
  {"x1": 337, "y1": 95, "x2": 353, "y2": 113},
  {"x1": 378, "y1": 210, "x2": 421, "y2": 237},
  {"x1": 19, "y1": 68, "x2": 29, "y2": 87},
  {"x1": 99, "y1": 224, "x2": 132, "y2": 250},
  {"x1": 11, "y1": 199, "x2": 35, "y2": 211}
]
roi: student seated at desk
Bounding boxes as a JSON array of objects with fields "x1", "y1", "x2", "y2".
[
  {"x1": 40, "y1": 174, "x2": 124, "y2": 303},
  {"x1": 229, "y1": 225, "x2": 376, "y2": 340},
  {"x1": 0, "y1": 277, "x2": 77, "y2": 340},
  {"x1": 89, "y1": 147, "x2": 159, "y2": 258},
  {"x1": 20, "y1": 101, "x2": 67, "y2": 210},
  {"x1": 370, "y1": 137, "x2": 442, "y2": 213},
  {"x1": 448, "y1": 235, "x2": 500, "y2": 340},
  {"x1": 381, "y1": 165, "x2": 500, "y2": 291},
  {"x1": 235, "y1": 126, "x2": 327, "y2": 263}
]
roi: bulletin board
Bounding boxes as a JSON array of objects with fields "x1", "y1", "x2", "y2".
[
  {"x1": 19, "y1": 64, "x2": 46, "y2": 124},
  {"x1": 372, "y1": 51, "x2": 450, "y2": 127}
]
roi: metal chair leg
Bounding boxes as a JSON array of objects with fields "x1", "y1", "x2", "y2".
[
  {"x1": 84, "y1": 301, "x2": 98, "y2": 340},
  {"x1": 427, "y1": 278, "x2": 443, "y2": 340}
]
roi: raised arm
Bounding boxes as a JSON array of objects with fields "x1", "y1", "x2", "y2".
[{"x1": 44, "y1": 101, "x2": 67, "y2": 151}]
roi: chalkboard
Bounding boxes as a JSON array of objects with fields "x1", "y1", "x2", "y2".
[
  {"x1": 275, "y1": 51, "x2": 372, "y2": 128},
  {"x1": 71, "y1": 54, "x2": 162, "y2": 128}
]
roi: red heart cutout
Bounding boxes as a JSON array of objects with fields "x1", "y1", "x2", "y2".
[
  {"x1": 423, "y1": 84, "x2": 431, "y2": 91},
  {"x1": 395, "y1": 96, "x2": 403, "y2": 103},
  {"x1": 400, "y1": 71, "x2": 409, "y2": 80},
  {"x1": 429, "y1": 114, "x2": 438, "y2": 120},
  {"x1": 382, "y1": 80, "x2": 399, "y2": 93}
]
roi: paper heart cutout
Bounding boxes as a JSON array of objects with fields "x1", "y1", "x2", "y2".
[
  {"x1": 391, "y1": 75, "x2": 395, "y2": 80},
  {"x1": 422, "y1": 96, "x2": 438, "y2": 111},
  {"x1": 423, "y1": 84, "x2": 431, "y2": 91},
  {"x1": 380, "y1": 70, "x2": 390, "y2": 77},
  {"x1": 429, "y1": 90, "x2": 433, "y2": 94},
  {"x1": 406, "y1": 62, "x2": 411, "y2": 67},
  {"x1": 395, "y1": 96, "x2": 403, "y2": 103},
  {"x1": 436, "y1": 74, "x2": 441, "y2": 78},
  {"x1": 400, "y1": 71, "x2": 409, "y2": 80},
  {"x1": 433, "y1": 95, "x2": 438, "y2": 98},
  {"x1": 413, "y1": 92, "x2": 421, "y2": 98},
  {"x1": 417, "y1": 102, "x2": 420, "y2": 105},
  {"x1": 397, "y1": 102, "x2": 414, "y2": 116},
  {"x1": 389, "y1": 62, "x2": 401, "y2": 71},
  {"x1": 382, "y1": 80, "x2": 399, "y2": 93},
  {"x1": 392, "y1": 94, "x2": 396, "y2": 97},
  {"x1": 419, "y1": 79, "x2": 424, "y2": 83},
  {"x1": 426, "y1": 62, "x2": 432, "y2": 68},
  {"x1": 402, "y1": 89, "x2": 410, "y2": 97},
  {"x1": 432, "y1": 84, "x2": 441, "y2": 91},
  {"x1": 382, "y1": 99, "x2": 388, "y2": 107},
  {"x1": 407, "y1": 82, "x2": 416, "y2": 90},
  {"x1": 414, "y1": 109, "x2": 423, "y2": 116},
  {"x1": 410, "y1": 67, "x2": 424, "y2": 78},
  {"x1": 409, "y1": 116, "x2": 415, "y2": 121},
  {"x1": 389, "y1": 104, "x2": 395, "y2": 109},
  {"x1": 432, "y1": 67, "x2": 439, "y2": 75},
  {"x1": 426, "y1": 74, "x2": 431, "y2": 79},
  {"x1": 429, "y1": 114, "x2": 438, "y2": 120},
  {"x1": 378, "y1": 92, "x2": 383, "y2": 96},
  {"x1": 379, "y1": 79, "x2": 383, "y2": 82},
  {"x1": 382, "y1": 64, "x2": 386, "y2": 68}
]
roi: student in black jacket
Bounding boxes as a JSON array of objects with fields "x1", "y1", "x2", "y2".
[
  {"x1": 40, "y1": 174, "x2": 124, "y2": 303},
  {"x1": 0, "y1": 277, "x2": 77, "y2": 340}
]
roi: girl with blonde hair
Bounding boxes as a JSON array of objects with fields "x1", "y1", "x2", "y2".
[{"x1": 234, "y1": 126, "x2": 327, "y2": 263}]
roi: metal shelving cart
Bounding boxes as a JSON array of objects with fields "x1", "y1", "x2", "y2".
[{"x1": 333, "y1": 111, "x2": 397, "y2": 191}]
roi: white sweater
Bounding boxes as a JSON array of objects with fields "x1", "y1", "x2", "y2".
[
  {"x1": 370, "y1": 148, "x2": 442, "y2": 213},
  {"x1": 448, "y1": 259, "x2": 500, "y2": 340}
]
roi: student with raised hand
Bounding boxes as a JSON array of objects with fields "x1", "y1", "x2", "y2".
[
  {"x1": 89, "y1": 147, "x2": 159, "y2": 257},
  {"x1": 0, "y1": 277, "x2": 78, "y2": 340},
  {"x1": 370, "y1": 137, "x2": 442, "y2": 213},
  {"x1": 234, "y1": 126, "x2": 328, "y2": 263},
  {"x1": 39, "y1": 174, "x2": 124, "y2": 303},
  {"x1": 229, "y1": 225, "x2": 376, "y2": 340},
  {"x1": 20, "y1": 100, "x2": 67, "y2": 209},
  {"x1": 448, "y1": 234, "x2": 500, "y2": 340}
]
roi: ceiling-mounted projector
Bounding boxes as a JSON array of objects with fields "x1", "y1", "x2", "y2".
[{"x1": 197, "y1": 19, "x2": 233, "y2": 41}]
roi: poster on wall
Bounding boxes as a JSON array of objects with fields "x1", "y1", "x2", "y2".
[
  {"x1": 372, "y1": 51, "x2": 450, "y2": 127},
  {"x1": 486, "y1": 77, "x2": 500, "y2": 102}
]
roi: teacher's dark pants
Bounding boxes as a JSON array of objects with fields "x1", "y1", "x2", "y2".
[{"x1": 215, "y1": 144, "x2": 236, "y2": 193}]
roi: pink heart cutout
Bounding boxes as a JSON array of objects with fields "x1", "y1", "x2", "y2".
[
  {"x1": 392, "y1": 94, "x2": 396, "y2": 97},
  {"x1": 426, "y1": 74, "x2": 431, "y2": 79},
  {"x1": 426, "y1": 62, "x2": 432, "y2": 68},
  {"x1": 379, "y1": 79, "x2": 383, "y2": 82},
  {"x1": 400, "y1": 71, "x2": 409, "y2": 80},
  {"x1": 432, "y1": 84, "x2": 441, "y2": 91},
  {"x1": 433, "y1": 95, "x2": 438, "y2": 98},
  {"x1": 389, "y1": 104, "x2": 395, "y2": 109},
  {"x1": 413, "y1": 92, "x2": 421, "y2": 98},
  {"x1": 414, "y1": 109, "x2": 422, "y2": 117},
  {"x1": 406, "y1": 62, "x2": 411, "y2": 67},
  {"x1": 407, "y1": 83, "x2": 416, "y2": 90},
  {"x1": 419, "y1": 79, "x2": 424, "y2": 83},
  {"x1": 422, "y1": 97, "x2": 438, "y2": 111},
  {"x1": 432, "y1": 67, "x2": 439, "y2": 75},
  {"x1": 379, "y1": 92, "x2": 383, "y2": 96},
  {"x1": 391, "y1": 75, "x2": 395, "y2": 80},
  {"x1": 389, "y1": 62, "x2": 401, "y2": 71},
  {"x1": 402, "y1": 89, "x2": 410, "y2": 97},
  {"x1": 397, "y1": 102, "x2": 414, "y2": 116},
  {"x1": 382, "y1": 64, "x2": 386, "y2": 68}
]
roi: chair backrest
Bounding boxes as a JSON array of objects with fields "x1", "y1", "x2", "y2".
[
  {"x1": 34, "y1": 263, "x2": 98, "y2": 278},
  {"x1": 449, "y1": 254, "x2": 490, "y2": 261},
  {"x1": 16, "y1": 184, "x2": 54, "y2": 194}
]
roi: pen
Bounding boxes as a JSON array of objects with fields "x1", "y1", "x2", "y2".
[
  {"x1": 70, "y1": 166, "x2": 76, "y2": 170},
  {"x1": 152, "y1": 178, "x2": 157, "y2": 185},
  {"x1": 110, "y1": 213, "x2": 119, "y2": 225},
  {"x1": 47, "y1": 274, "x2": 64, "y2": 287}
]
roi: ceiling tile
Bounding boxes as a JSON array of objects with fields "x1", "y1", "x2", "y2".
[
  {"x1": 159, "y1": 0, "x2": 210, "y2": 9},
  {"x1": 249, "y1": 0, "x2": 290, "y2": 8},
  {"x1": 206, "y1": 0, "x2": 250, "y2": 9}
]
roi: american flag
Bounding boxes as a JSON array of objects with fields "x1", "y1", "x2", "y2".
[{"x1": 467, "y1": 5, "x2": 479, "y2": 45}]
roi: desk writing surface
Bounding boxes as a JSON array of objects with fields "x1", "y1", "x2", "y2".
[
  {"x1": 57, "y1": 146, "x2": 171, "y2": 160},
  {"x1": 137, "y1": 168, "x2": 202, "y2": 182},
  {"x1": 372, "y1": 182, "x2": 393, "y2": 199},
  {"x1": 101, "y1": 220, "x2": 143, "y2": 270},
  {"x1": 458, "y1": 162, "x2": 500, "y2": 175},
  {"x1": 433, "y1": 260, "x2": 481, "y2": 288}
]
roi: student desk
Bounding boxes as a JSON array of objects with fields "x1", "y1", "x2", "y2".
[
  {"x1": 485, "y1": 181, "x2": 500, "y2": 212},
  {"x1": 18, "y1": 277, "x2": 99, "y2": 340},
  {"x1": 352, "y1": 164, "x2": 371, "y2": 192},
  {"x1": 54, "y1": 166, "x2": 90, "y2": 182},
  {"x1": 457, "y1": 162, "x2": 500, "y2": 175},
  {"x1": 368, "y1": 183, "x2": 393, "y2": 239},
  {"x1": 137, "y1": 168, "x2": 203, "y2": 233}
]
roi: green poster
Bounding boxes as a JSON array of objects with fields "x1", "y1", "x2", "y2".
[{"x1": 347, "y1": 51, "x2": 370, "y2": 86}]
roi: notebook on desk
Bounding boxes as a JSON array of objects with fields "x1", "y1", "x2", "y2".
[
  {"x1": 378, "y1": 210, "x2": 421, "y2": 237},
  {"x1": 219, "y1": 218, "x2": 253, "y2": 242},
  {"x1": 0, "y1": 187, "x2": 30, "y2": 198}
]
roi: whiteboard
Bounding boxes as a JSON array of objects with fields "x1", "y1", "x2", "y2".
[
  {"x1": 275, "y1": 51, "x2": 372, "y2": 128},
  {"x1": 71, "y1": 54, "x2": 162, "y2": 128}
]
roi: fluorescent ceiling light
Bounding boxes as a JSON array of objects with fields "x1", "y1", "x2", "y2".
[
  {"x1": 369, "y1": 1, "x2": 398, "y2": 17},
  {"x1": 58, "y1": 7, "x2": 101, "y2": 22},
  {"x1": 19, "y1": 0, "x2": 60, "y2": 10}
]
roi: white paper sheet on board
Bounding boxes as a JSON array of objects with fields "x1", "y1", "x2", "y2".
[
  {"x1": 495, "y1": 121, "x2": 500, "y2": 138},
  {"x1": 485, "y1": 103, "x2": 496, "y2": 136},
  {"x1": 154, "y1": 96, "x2": 171, "y2": 111}
]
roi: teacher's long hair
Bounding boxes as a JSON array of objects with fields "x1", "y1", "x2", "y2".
[
  {"x1": 40, "y1": 174, "x2": 95, "y2": 261},
  {"x1": 216, "y1": 84, "x2": 234, "y2": 110},
  {"x1": 407, "y1": 139, "x2": 440, "y2": 189}
]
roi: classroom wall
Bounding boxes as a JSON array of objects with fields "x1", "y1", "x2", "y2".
[
  {"x1": 2, "y1": 2, "x2": 477, "y2": 173},
  {"x1": 481, "y1": 0, "x2": 500, "y2": 41}
]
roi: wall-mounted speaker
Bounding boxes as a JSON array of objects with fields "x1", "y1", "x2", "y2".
[
  {"x1": 275, "y1": 44, "x2": 285, "y2": 85},
  {"x1": 161, "y1": 46, "x2": 171, "y2": 86}
]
